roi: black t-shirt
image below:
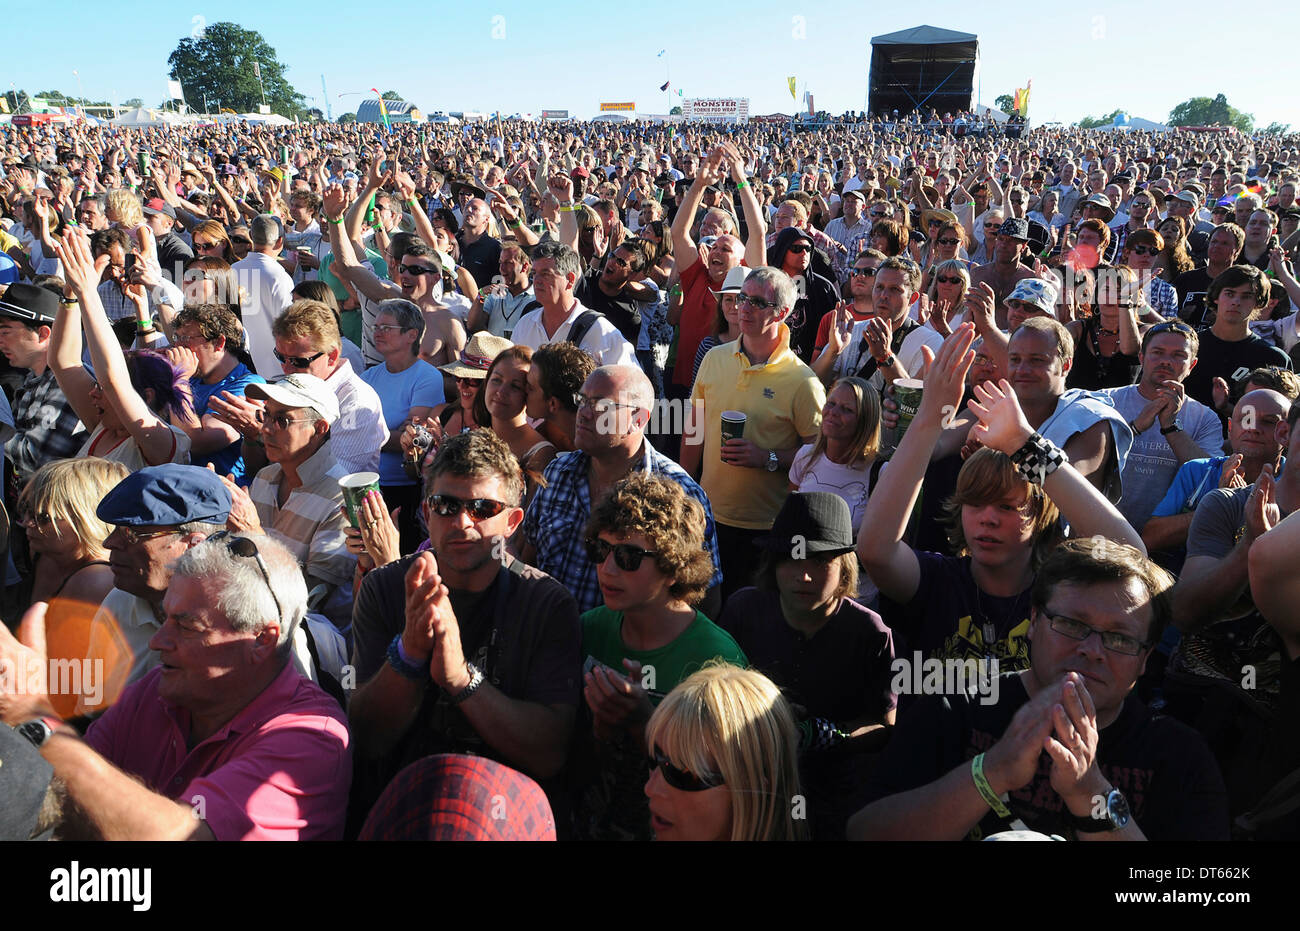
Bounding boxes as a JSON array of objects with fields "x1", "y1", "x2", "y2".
[
  {"x1": 1174, "y1": 266, "x2": 1215, "y2": 321},
  {"x1": 784, "y1": 270, "x2": 839, "y2": 363},
  {"x1": 1067, "y1": 319, "x2": 1140, "y2": 391},
  {"x1": 156, "y1": 231, "x2": 194, "y2": 284},
  {"x1": 1183, "y1": 329, "x2": 1292, "y2": 408},
  {"x1": 864, "y1": 673, "x2": 1231, "y2": 840},
  {"x1": 574, "y1": 269, "x2": 643, "y2": 344},
  {"x1": 456, "y1": 233, "x2": 502, "y2": 288}
]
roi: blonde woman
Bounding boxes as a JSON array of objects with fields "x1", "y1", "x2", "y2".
[
  {"x1": 644, "y1": 664, "x2": 807, "y2": 841},
  {"x1": 15, "y1": 457, "x2": 130, "y2": 719}
]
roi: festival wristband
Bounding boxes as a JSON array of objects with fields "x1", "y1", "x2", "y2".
[
  {"x1": 327, "y1": 215, "x2": 344, "y2": 225},
  {"x1": 1009, "y1": 432, "x2": 1066, "y2": 485},
  {"x1": 971, "y1": 753, "x2": 1013, "y2": 818},
  {"x1": 734, "y1": 180, "x2": 749, "y2": 190}
]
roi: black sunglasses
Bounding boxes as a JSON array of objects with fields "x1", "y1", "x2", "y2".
[
  {"x1": 399, "y1": 263, "x2": 439, "y2": 276},
  {"x1": 787, "y1": 244, "x2": 811, "y2": 254},
  {"x1": 850, "y1": 267, "x2": 878, "y2": 277},
  {"x1": 273, "y1": 348, "x2": 326, "y2": 369},
  {"x1": 1128, "y1": 245, "x2": 1159, "y2": 256},
  {"x1": 585, "y1": 538, "x2": 658, "y2": 571},
  {"x1": 936, "y1": 237, "x2": 960, "y2": 246},
  {"x1": 651, "y1": 745, "x2": 724, "y2": 791},
  {"x1": 427, "y1": 494, "x2": 509, "y2": 520},
  {"x1": 208, "y1": 531, "x2": 285, "y2": 625}
]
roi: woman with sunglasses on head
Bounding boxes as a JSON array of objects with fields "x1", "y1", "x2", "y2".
[
  {"x1": 720, "y1": 491, "x2": 896, "y2": 839},
  {"x1": 14, "y1": 457, "x2": 129, "y2": 719},
  {"x1": 51, "y1": 229, "x2": 195, "y2": 470},
  {"x1": 1121, "y1": 230, "x2": 1179, "y2": 319},
  {"x1": 1065, "y1": 265, "x2": 1145, "y2": 391},
  {"x1": 644, "y1": 664, "x2": 807, "y2": 841},
  {"x1": 574, "y1": 472, "x2": 746, "y2": 840},
  {"x1": 482, "y1": 345, "x2": 555, "y2": 505}
]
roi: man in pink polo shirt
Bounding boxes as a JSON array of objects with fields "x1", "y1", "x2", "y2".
[{"x1": 0, "y1": 534, "x2": 350, "y2": 840}]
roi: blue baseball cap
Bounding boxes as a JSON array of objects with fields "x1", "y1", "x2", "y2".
[{"x1": 96, "y1": 464, "x2": 232, "y2": 528}]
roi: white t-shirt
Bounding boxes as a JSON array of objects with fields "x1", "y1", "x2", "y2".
[{"x1": 512, "y1": 300, "x2": 638, "y2": 367}]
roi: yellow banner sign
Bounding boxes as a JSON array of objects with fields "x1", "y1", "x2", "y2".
[{"x1": 599, "y1": 101, "x2": 635, "y2": 112}]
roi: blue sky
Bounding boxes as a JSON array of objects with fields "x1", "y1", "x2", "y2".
[{"x1": 9, "y1": 1, "x2": 1299, "y2": 128}]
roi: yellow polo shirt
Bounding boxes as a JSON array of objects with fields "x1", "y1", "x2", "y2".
[{"x1": 691, "y1": 325, "x2": 825, "y2": 529}]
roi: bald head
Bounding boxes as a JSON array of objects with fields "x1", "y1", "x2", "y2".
[
  {"x1": 1230, "y1": 388, "x2": 1290, "y2": 459},
  {"x1": 590, "y1": 364, "x2": 654, "y2": 415}
]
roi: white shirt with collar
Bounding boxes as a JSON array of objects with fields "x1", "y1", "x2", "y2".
[
  {"x1": 233, "y1": 251, "x2": 295, "y2": 377},
  {"x1": 323, "y1": 357, "x2": 387, "y2": 474},
  {"x1": 512, "y1": 300, "x2": 638, "y2": 367}
]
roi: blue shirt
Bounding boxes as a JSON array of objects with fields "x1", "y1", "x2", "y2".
[
  {"x1": 1152, "y1": 455, "x2": 1286, "y2": 518},
  {"x1": 190, "y1": 363, "x2": 265, "y2": 484},
  {"x1": 360, "y1": 358, "x2": 445, "y2": 486},
  {"x1": 523, "y1": 443, "x2": 724, "y2": 614}
]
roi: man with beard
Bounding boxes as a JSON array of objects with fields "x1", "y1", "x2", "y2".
[{"x1": 968, "y1": 219, "x2": 1036, "y2": 329}]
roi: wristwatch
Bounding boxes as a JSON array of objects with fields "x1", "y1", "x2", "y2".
[
  {"x1": 1067, "y1": 787, "x2": 1131, "y2": 833},
  {"x1": 766, "y1": 450, "x2": 780, "y2": 472},
  {"x1": 16, "y1": 717, "x2": 60, "y2": 749},
  {"x1": 1159, "y1": 421, "x2": 1183, "y2": 435},
  {"x1": 450, "y1": 663, "x2": 485, "y2": 704},
  {"x1": 877, "y1": 353, "x2": 897, "y2": 368}
]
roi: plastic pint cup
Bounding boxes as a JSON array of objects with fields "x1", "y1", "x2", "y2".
[{"x1": 339, "y1": 472, "x2": 381, "y2": 529}]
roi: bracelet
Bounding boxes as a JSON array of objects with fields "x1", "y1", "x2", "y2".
[
  {"x1": 508, "y1": 219, "x2": 522, "y2": 229},
  {"x1": 971, "y1": 753, "x2": 1013, "y2": 818},
  {"x1": 327, "y1": 215, "x2": 344, "y2": 225},
  {"x1": 734, "y1": 180, "x2": 749, "y2": 190},
  {"x1": 386, "y1": 634, "x2": 428, "y2": 682},
  {"x1": 449, "y1": 662, "x2": 485, "y2": 704},
  {"x1": 137, "y1": 319, "x2": 155, "y2": 331},
  {"x1": 1009, "y1": 431, "x2": 1067, "y2": 485}
]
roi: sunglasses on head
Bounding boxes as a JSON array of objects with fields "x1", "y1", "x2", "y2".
[
  {"x1": 273, "y1": 349, "x2": 326, "y2": 368},
  {"x1": 651, "y1": 745, "x2": 724, "y2": 791},
  {"x1": 427, "y1": 494, "x2": 509, "y2": 520},
  {"x1": 586, "y1": 538, "x2": 658, "y2": 571},
  {"x1": 208, "y1": 531, "x2": 285, "y2": 624}
]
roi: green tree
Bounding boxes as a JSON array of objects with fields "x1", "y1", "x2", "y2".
[
  {"x1": 339, "y1": 112, "x2": 357, "y2": 124},
  {"x1": 1168, "y1": 94, "x2": 1253, "y2": 133},
  {"x1": 381, "y1": 90, "x2": 404, "y2": 101},
  {"x1": 1263, "y1": 121, "x2": 1292, "y2": 135},
  {"x1": 123, "y1": 98, "x2": 144, "y2": 108},
  {"x1": 168, "y1": 22, "x2": 305, "y2": 118},
  {"x1": 1077, "y1": 109, "x2": 1126, "y2": 129},
  {"x1": 669, "y1": 106, "x2": 682, "y2": 115},
  {"x1": 994, "y1": 94, "x2": 1015, "y2": 114}
]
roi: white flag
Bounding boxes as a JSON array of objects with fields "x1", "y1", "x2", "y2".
[
  {"x1": 252, "y1": 61, "x2": 261, "y2": 78},
  {"x1": 167, "y1": 80, "x2": 183, "y2": 100}
]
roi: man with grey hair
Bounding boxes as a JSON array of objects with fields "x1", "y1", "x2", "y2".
[
  {"x1": 233, "y1": 213, "x2": 295, "y2": 377},
  {"x1": 0, "y1": 532, "x2": 352, "y2": 840},
  {"x1": 682, "y1": 267, "x2": 825, "y2": 599},
  {"x1": 523, "y1": 364, "x2": 723, "y2": 616},
  {"x1": 511, "y1": 241, "x2": 637, "y2": 366}
]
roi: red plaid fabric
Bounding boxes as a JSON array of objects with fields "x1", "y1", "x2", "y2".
[{"x1": 359, "y1": 754, "x2": 556, "y2": 841}]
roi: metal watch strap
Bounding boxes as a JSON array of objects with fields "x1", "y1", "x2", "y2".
[{"x1": 450, "y1": 663, "x2": 485, "y2": 704}]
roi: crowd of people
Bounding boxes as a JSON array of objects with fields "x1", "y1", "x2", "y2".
[{"x1": 1, "y1": 110, "x2": 1298, "y2": 841}]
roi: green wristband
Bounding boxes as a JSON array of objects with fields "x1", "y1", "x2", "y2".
[
  {"x1": 971, "y1": 753, "x2": 1012, "y2": 818},
  {"x1": 327, "y1": 215, "x2": 344, "y2": 225},
  {"x1": 734, "y1": 180, "x2": 749, "y2": 190}
]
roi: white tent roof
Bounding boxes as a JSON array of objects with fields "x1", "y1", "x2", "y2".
[
  {"x1": 240, "y1": 112, "x2": 292, "y2": 126},
  {"x1": 592, "y1": 113, "x2": 633, "y2": 123},
  {"x1": 110, "y1": 106, "x2": 181, "y2": 127}
]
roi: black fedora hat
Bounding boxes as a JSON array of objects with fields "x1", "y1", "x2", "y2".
[
  {"x1": 754, "y1": 492, "x2": 855, "y2": 558},
  {"x1": 0, "y1": 282, "x2": 60, "y2": 326}
]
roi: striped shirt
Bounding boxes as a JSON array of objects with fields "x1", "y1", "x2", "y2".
[
  {"x1": 249, "y1": 444, "x2": 357, "y2": 630},
  {"x1": 323, "y1": 358, "x2": 387, "y2": 474}
]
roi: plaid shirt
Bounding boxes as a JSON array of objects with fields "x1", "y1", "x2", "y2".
[
  {"x1": 5, "y1": 368, "x2": 85, "y2": 487},
  {"x1": 523, "y1": 442, "x2": 723, "y2": 613}
]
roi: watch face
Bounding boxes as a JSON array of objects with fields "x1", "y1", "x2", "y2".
[{"x1": 1107, "y1": 789, "x2": 1131, "y2": 828}]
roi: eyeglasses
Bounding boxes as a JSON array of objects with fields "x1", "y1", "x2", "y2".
[
  {"x1": 585, "y1": 537, "x2": 659, "y2": 571},
  {"x1": 209, "y1": 531, "x2": 285, "y2": 625},
  {"x1": 850, "y1": 267, "x2": 878, "y2": 278},
  {"x1": 936, "y1": 237, "x2": 960, "y2": 246},
  {"x1": 19, "y1": 511, "x2": 55, "y2": 529},
  {"x1": 936, "y1": 275, "x2": 964, "y2": 285},
  {"x1": 258, "y1": 410, "x2": 316, "y2": 431},
  {"x1": 399, "y1": 263, "x2": 439, "y2": 276},
  {"x1": 575, "y1": 394, "x2": 640, "y2": 417},
  {"x1": 1042, "y1": 611, "x2": 1149, "y2": 657},
  {"x1": 427, "y1": 494, "x2": 509, "y2": 520},
  {"x1": 273, "y1": 349, "x2": 326, "y2": 369},
  {"x1": 651, "y1": 745, "x2": 724, "y2": 791},
  {"x1": 372, "y1": 323, "x2": 408, "y2": 333},
  {"x1": 737, "y1": 294, "x2": 781, "y2": 310},
  {"x1": 113, "y1": 526, "x2": 181, "y2": 546}
]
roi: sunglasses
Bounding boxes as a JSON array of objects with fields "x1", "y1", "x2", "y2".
[
  {"x1": 193, "y1": 240, "x2": 224, "y2": 250},
  {"x1": 399, "y1": 263, "x2": 439, "y2": 276},
  {"x1": 936, "y1": 237, "x2": 960, "y2": 246},
  {"x1": 850, "y1": 267, "x2": 878, "y2": 278},
  {"x1": 273, "y1": 349, "x2": 326, "y2": 369},
  {"x1": 936, "y1": 275, "x2": 964, "y2": 285},
  {"x1": 427, "y1": 494, "x2": 509, "y2": 520},
  {"x1": 585, "y1": 538, "x2": 658, "y2": 571},
  {"x1": 787, "y1": 244, "x2": 811, "y2": 254},
  {"x1": 651, "y1": 746, "x2": 724, "y2": 791},
  {"x1": 737, "y1": 294, "x2": 781, "y2": 310},
  {"x1": 1128, "y1": 245, "x2": 1159, "y2": 256},
  {"x1": 231, "y1": 237, "x2": 252, "y2": 245},
  {"x1": 209, "y1": 531, "x2": 285, "y2": 624}
]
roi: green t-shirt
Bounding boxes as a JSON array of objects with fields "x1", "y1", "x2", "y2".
[
  {"x1": 580, "y1": 607, "x2": 748, "y2": 703},
  {"x1": 575, "y1": 607, "x2": 748, "y2": 840}
]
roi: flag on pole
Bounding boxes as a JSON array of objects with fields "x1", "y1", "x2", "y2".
[
  {"x1": 371, "y1": 88, "x2": 391, "y2": 131},
  {"x1": 252, "y1": 61, "x2": 261, "y2": 79},
  {"x1": 657, "y1": 49, "x2": 666, "y2": 57},
  {"x1": 1020, "y1": 79, "x2": 1032, "y2": 117},
  {"x1": 659, "y1": 81, "x2": 670, "y2": 92},
  {"x1": 788, "y1": 77, "x2": 797, "y2": 101}
]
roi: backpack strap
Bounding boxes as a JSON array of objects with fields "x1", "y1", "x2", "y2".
[
  {"x1": 301, "y1": 621, "x2": 347, "y2": 709},
  {"x1": 566, "y1": 311, "x2": 602, "y2": 352}
]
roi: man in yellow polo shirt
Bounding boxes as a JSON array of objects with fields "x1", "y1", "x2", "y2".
[{"x1": 682, "y1": 267, "x2": 825, "y2": 600}]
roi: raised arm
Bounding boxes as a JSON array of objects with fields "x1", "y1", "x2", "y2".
[
  {"x1": 47, "y1": 285, "x2": 100, "y2": 429},
  {"x1": 671, "y1": 153, "x2": 725, "y2": 274},
  {"x1": 722, "y1": 142, "x2": 767, "y2": 268},
  {"x1": 322, "y1": 183, "x2": 401, "y2": 304}
]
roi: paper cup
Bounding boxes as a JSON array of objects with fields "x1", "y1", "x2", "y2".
[
  {"x1": 892, "y1": 379, "x2": 925, "y2": 445},
  {"x1": 720, "y1": 411, "x2": 747, "y2": 459},
  {"x1": 339, "y1": 472, "x2": 381, "y2": 529}
]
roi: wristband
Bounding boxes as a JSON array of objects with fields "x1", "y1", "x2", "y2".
[
  {"x1": 327, "y1": 215, "x2": 344, "y2": 225},
  {"x1": 1009, "y1": 431, "x2": 1067, "y2": 485},
  {"x1": 508, "y1": 219, "x2": 522, "y2": 228},
  {"x1": 137, "y1": 319, "x2": 155, "y2": 331},
  {"x1": 387, "y1": 634, "x2": 429, "y2": 681},
  {"x1": 734, "y1": 180, "x2": 749, "y2": 190},
  {"x1": 971, "y1": 753, "x2": 1013, "y2": 818}
]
